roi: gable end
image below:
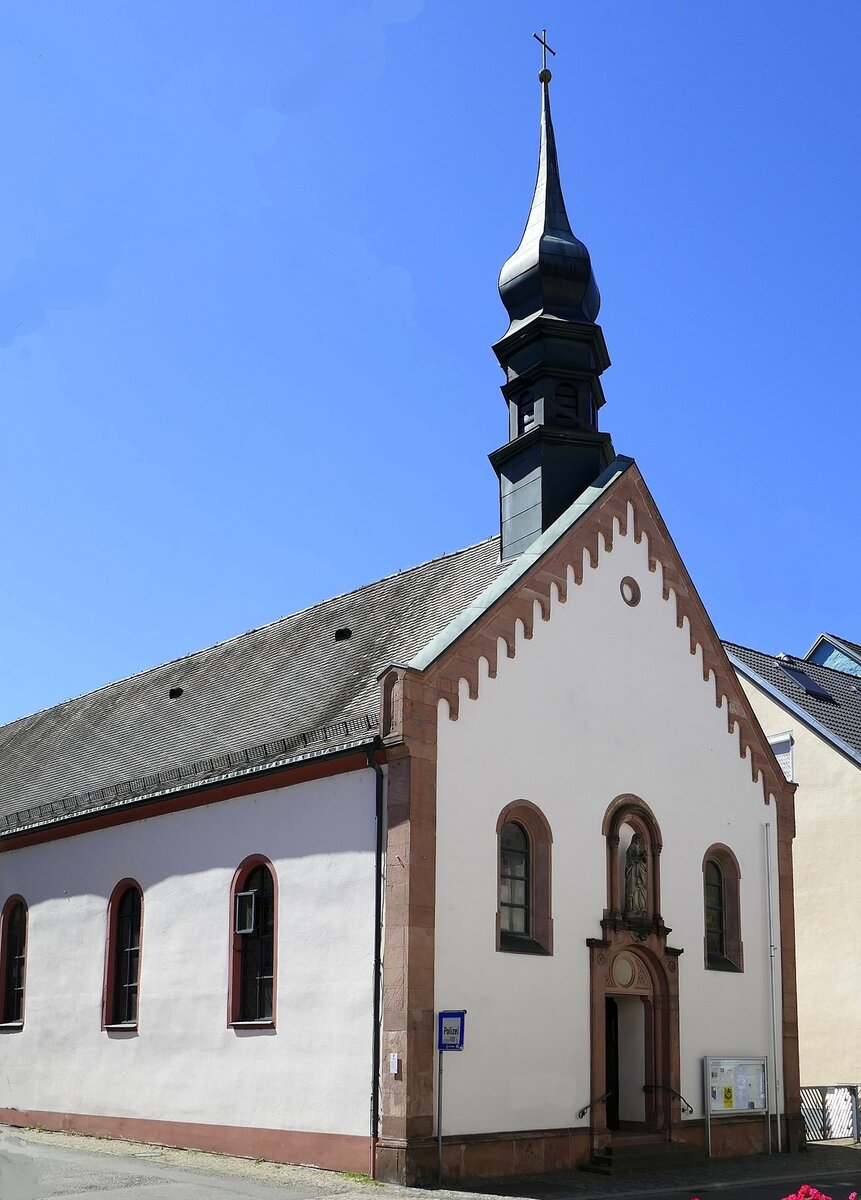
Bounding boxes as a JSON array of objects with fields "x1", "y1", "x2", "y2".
[{"x1": 405, "y1": 464, "x2": 793, "y2": 807}]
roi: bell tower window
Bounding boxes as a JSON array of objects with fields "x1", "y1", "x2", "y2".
[{"x1": 517, "y1": 397, "x2": 535, "y2": 435}]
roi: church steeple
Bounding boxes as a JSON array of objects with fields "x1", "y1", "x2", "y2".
[{"x1": 490, "y1": 39, "x2": 615, "y2": 561}]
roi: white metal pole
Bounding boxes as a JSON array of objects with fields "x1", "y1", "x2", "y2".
[{"x1": 765, "y1": 822, "x2": 782, "y2": 1152}]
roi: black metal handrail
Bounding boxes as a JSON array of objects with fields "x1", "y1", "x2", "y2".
[
  {"x1": 577, "y1": 1090, "x2": 613, "y2": 1120},
  {"x1": 643, "y1": 1083, "x2": 694, "y2": 1114}
]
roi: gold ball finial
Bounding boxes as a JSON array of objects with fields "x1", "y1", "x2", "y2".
[{"x1": 538, "y1": 67, "x2": 552, "y2": 84}]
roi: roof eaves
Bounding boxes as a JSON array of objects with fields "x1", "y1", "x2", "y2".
[
  {"x1": 408, "y1": 455, "x2": 635, "y2": 673},
  {"x1": 726, "y1": 650, "x2": 861, "y2": 770},
  {"x1": 0, "y1": 733, "x2": 378, "y2": 842}
]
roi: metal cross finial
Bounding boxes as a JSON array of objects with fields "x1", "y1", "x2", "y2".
[{"x1": 532, "y1": 29, "x2": 556, "y2": 74}]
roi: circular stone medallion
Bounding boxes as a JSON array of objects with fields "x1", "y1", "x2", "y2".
[{"x1": 612, "y1": 955, "x2": 636, "y2": 988}]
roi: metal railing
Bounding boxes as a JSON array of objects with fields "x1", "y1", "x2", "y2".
[
  {"x1": 643, "y1": 1083, "x2": 694, "y2": 1115},
  {"x1": 577, "y1": 1090, "x2": 613, "y2": 1120}
]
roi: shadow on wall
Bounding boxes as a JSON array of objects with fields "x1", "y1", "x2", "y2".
[
  {"x1": 0, "y1": 1131, "x2": 41, "y2": 1200},
  {"x1": 13, "y1": 769, "x2": 377, "y2": 908}
]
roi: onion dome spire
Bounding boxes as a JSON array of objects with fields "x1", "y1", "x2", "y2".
[
  {"x1": 489, "y1": 35, "x2": 615, "y2": 561},
  {"x1": 498, "y1": 50, "x2": 600, "y2": 331}
]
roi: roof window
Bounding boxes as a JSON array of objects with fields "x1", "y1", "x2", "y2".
[{"x1": 777, "y1": 663, "x2": 833, "y2": 701}]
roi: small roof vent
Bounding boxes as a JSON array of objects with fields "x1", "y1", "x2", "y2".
[
  {"x1": 168, "y1": 686, "x2": 184, "y2": 700},
  {"x1": 335, "y1": 627, "x2": 352, "y2": 642}
]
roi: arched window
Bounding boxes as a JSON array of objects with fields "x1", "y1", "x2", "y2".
[
  {"x1": 703, "y1": 846, "x2": 743, "y2": 972},
  {"x1": 496, "y1": 802, "x2": 552, "y2": 955},
  {"x1": 500, "y1": 822, "x2": 529, "y2": 936},
  {"x1": 704, "y1": 861, "x2": 724, "y2": 956},
  {"x1": 103, "y1": 880, "x2": 143, "y2": 1028},
  {"x1": 1, "y1": 896, "x2": 27, "y2": 1027},
  {"x1": 229, "y1": 857, "x2": 277, "y2": 1025}
]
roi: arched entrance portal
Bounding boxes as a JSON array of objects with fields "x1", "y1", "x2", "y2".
[
  {"x1": 602, "y1": 947, "x2": 668, "y2": 1131},
  {"x1": 587, "y1": 796, "x2": 683, "y2": 1156}
]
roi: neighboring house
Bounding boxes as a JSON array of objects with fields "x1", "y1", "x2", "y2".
[
  {"x1": 806, "y1": 633, "x2": 861, "y2": 679},
  {"x1": 725, "y1": 638, "x2": 861, "y2": 1092},
  {"x1": 0, "y1": 67, "x2": 802, "y2": 1184}
]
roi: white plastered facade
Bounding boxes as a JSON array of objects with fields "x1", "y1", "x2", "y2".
[
  {"x1": 738, "y1": 678, "x2": 861, "y2": 1087},
  {"x1": 434, "y1": 508, "x2": 783, "y2": 1136},
  {"x1": 0, "y1": 769, "x2": 377, "y2": 1137}
]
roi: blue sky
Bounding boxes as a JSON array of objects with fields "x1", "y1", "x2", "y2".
[{"x1": 2, "y1": 1, "x2": 859, "y2": 725}]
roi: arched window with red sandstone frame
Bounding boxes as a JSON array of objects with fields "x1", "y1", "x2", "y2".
[
  {"x1": 103, "y1": 880, "x2": 143, "y2": 1028},
  {"x1": 496, "y1": 801, "x2": 553, "y2": 955},
  {"x1": 703, "y1": 845, "x2": 743, "y2": 972},
  {"x1": 1, "y1": 895, "x2": 27, "y2": 1027},
  {"x1": 229, "y1": 856, "x2": 278, "y2": 1026}
]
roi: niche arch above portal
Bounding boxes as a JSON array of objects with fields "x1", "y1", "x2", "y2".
[{"x1": 602, "y1": 794, "x2": 664, "y2": 924}]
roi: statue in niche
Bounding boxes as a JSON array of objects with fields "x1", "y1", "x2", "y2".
[{"x1": 624, "y1": 833, "x2": 648, "y2": 918}]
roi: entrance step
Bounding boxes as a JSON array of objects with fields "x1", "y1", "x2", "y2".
[
  {"x1": 583, "y1": 1138, "x2": 710, "y2": 1176},
  {"x1": 606, "y1": 1131, "x2": 668, "y2": 1146}
]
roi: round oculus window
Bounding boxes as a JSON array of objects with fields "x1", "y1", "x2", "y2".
[{"x1": 620, "y1": 577, "x2": 641, "y2": 607}]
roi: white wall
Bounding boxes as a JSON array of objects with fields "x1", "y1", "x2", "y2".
[
  {"x1": 435, "y1": 508, "x2": 780, "y2": 1135},
  {"x1": 739, "y1": 678, "x2": 861, "y2": 1087},
  {"x1": 0, "y1": 768, "x2": 377, "y2": 1137}
]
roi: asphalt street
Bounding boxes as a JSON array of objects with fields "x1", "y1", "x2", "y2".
[
  {"x1": 2, "y1": 1126, "x2": 861, "y2": 1200},
  {"x1": 0, "y1": 1130, "x2": 369, "y2": 1200},
  {"x1": 479, "y1": 1173, "x2": 861, "y2": 1200}
]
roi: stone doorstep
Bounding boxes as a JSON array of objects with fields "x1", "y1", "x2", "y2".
[
  {"x1": 582, "y1": 1140, "x2": 710, "y2": 1177},
  {"x1": 582, "y1": 1153, "x2": 711, "y2": 1177}
]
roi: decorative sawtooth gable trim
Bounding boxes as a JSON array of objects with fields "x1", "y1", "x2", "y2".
[{"x1": 415, "y1": 463, "x2": 793, "y2": 808}]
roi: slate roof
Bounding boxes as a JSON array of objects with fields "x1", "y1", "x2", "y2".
[
  {"x1": 724, "y1": 641, "x2": 861, "y2": 764},
  {"x1": 0, "y1": 537, "x2": 507, "y2": 835}
]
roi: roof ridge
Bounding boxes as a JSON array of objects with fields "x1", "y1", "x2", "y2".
[
  {"x1": 0, "y1": 534, "x2": 500, "y2": 734},
  {"x1": 721, "y1": 639, "x2": 775, "y2": 657}
]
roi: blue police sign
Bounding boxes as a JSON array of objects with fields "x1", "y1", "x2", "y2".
[{"x1": 437, "y1": 1010, "x2": 466, "y2": 1051}]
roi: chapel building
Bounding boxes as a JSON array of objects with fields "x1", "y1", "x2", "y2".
[{"x1": 0, "y1": 59, "x2": 802, "y2": 1184}]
